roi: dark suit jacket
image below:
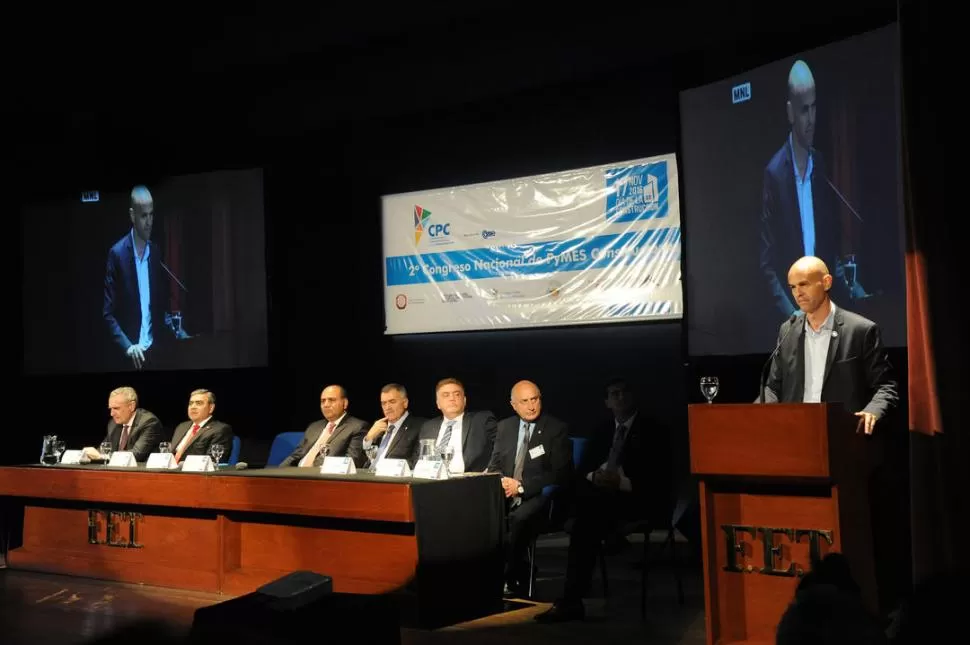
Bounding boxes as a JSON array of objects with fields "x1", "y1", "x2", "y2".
[
  {"x1": 578, "y1": 410, "x2": 675, "y2": 523},
  {"x1": 414, "y1": 410, "x2": 497, "y2": 473},
  {"x1": 280, "y1": 415, "x2": 369, "y2": 468},
  {"x1": 171, "y1": 419, "x2": 234, "y2": 460},
  {"x1": 365, "y1": 414, "x2": 426, "y2": 469},
  {"x1": 101, "y1": 408, "x2": 165, "y2": 462},
  {"x1": 761, "y1": 138, "x2": 848, "y2": 317},
  {"x1": 486, "y1": 413, "x2": 572, "y2": 500},
  {"x1": 765, "y1": 305, "x2": 899, "y2": 419},
  {"x1": 103, "y1": 231, "x2": 172, "y2": 355}
]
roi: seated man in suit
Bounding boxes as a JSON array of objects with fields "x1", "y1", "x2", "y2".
[
  {"x1": 171, "y1": 389, "x2": 234, "y2": 464},
  {"x1": 362, "y1": 383, "x2": 426, "y2": 469},
  {"x1": 82, "y1": 386, "x2": 164, "y2": 462},
  {"x1": 279, "y1": 385, "x2": 368, "y2": 468},
  {"x1": 536, "y1": 378, "x2": 675, "y2": 622},
  {"x1": 762, "y1": 255, "x2": 898, "y2": 435},
  {"x1": 413, "y1": 378, "x2": 497, "y2": 474},
  {"x1": 487, "y1": 380, "x2": 572, "y2": 596}
]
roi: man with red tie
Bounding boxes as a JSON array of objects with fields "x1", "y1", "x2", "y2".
[
  {"x1": 170, "y1": 389, "x2": 234, "y2": 464},
  {"x1": 83, "y1": 386, "x2": 164, "y2": 462},
  {"x1": 279, "y1": 385, "x2": 369, "y2": 469}
]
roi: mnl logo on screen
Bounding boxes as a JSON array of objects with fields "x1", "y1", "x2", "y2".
[
  {"x1": 413, "y1": 205, "x2": 452, "y2": 246},
  {"x1": 732, "y1": 82, "x2": 752, "y2": 104}
]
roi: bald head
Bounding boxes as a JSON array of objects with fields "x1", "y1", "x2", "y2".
[
  {"x1": 787, "y1": 60, "x2": 816, "y2": 98},
  {"x1": 129, "y1": 185, "x2": 154, "y2": 243},
  {"x1": 787, "y1": 256, "x2": 832, "y2": 315},
  {"x1": 510, "y1": 380, "x2": 542, "y2": 422},
  {"x1": 786, "y1": 60, "x2": 817, "y2": 152},
  {"x1": 790, "y1": 255, "x2": 829, "y2": 277}
]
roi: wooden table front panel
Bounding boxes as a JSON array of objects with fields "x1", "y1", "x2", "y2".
[{"x1": 11, "y1": 506, "x2": 221, "y2": 592}]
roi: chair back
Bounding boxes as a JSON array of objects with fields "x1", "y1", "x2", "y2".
[{"x1": 266, "y1": 432, "x2": 304, "y2": 466}]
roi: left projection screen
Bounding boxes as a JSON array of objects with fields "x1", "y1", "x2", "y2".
[
  {"x1": 22, "y1": 168, "x2": 269, "y2": 375},
  {"x1": 381, "y1": 153, "x2": 683, "y2": 335}
]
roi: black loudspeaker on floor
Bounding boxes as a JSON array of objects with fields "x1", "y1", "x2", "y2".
[{"x1": 187, "y1": 571, "x2": 401, "y2": 645}]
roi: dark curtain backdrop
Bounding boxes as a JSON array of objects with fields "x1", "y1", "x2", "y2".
[{"x1": 898, "y1": 0, "x2": 967, "y2": 582}]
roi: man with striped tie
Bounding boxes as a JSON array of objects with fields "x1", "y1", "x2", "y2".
[{"x1": 413, "y1": 378, "x2": 496, "y2": 474}]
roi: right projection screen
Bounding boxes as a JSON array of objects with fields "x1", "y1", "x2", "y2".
[{"x1": 679, "y1": 25, "x2": 905, "y2": 356}]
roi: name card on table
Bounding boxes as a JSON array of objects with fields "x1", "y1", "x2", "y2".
[
  {"x1": 321, "y1": 456, "x2": 357, "y2": 475},
  {"x1": 181, "y1": 455, "x2": 215, "y2": 472},
  {"x1": 375, "y1": 458, "x2": 411, "y2": 478},
  {"x1": 60, "y1": 450, "x2": 87, "y2": 465},
  {"x1": 108, "y1": 451, "x2": 137, "y2": 468},
  {"x1": 145, "y1": 453, "x2": 178, "y2": 470},
  {"x1": 412, "y1": 460, "x2": 449, "y2": 480}
]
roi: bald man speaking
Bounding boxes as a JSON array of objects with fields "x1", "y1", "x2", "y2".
[
  {"x1": 762, "y1": 256, "x2": 897, "y2": 435},
  {"x1": 760, "y1": 60, "x2": 860, "y2": 318},
  {"x1": 103, "y1": 185, "x2": 185, "y2": 370}
]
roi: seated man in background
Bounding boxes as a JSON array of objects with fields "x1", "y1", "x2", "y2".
[
  {"x1": 536, "y1": 377, "x2": 675, "y2": 622},
  {"x1": 171, "y1": 389, "x2": 234, "y2": 464},
  {"x1": 413, "y1": 378, "x2": 497, "y2": 473},
  {"x1": 362, "y1": 383, "x2": 425, "y2": 469},
  {"x1": 280, "y1": 385, "x2": 368, "y2": 468},
  {"x1": 83, "y1": 386, "x2": 164, "y2": 462},
  {"x1": 487, "y1": 380, "x2": 572, "y2": 596}
]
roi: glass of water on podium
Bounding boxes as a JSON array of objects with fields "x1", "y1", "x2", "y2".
[
  {"x1": 842, "y1": 254, "x2": 857, "y2": 291},
  {"x1": 700, "y1": 376, "x2": 719, "y2": 403}
]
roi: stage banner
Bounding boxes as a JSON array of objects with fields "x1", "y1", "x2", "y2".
[{"x1": 382, "y1": 153, "x2": 682, "y2": 334}]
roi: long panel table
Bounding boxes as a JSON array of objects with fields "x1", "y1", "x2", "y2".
[{"x1": 0, "y1": 464, "x2": 506, "y2": 628}]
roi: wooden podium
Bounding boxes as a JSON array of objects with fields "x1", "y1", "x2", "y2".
[{"x1": 688, "y1": 403, "x2": 878, "y2": 645}]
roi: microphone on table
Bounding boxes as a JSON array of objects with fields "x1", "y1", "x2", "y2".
[{"x1": 758, "y1": 312, "x2": 799, "y2": 404}]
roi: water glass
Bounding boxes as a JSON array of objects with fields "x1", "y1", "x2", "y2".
[
  {"x1": 365, "y1": 444, "x2": 380, "y2": 472},
  {"x1": 440, "y1": 445, "x2": 455, "y2": 471},
  {"x1": 209, "y1": 444, "x2": 225, "y2": 466},
  {"x1": 700, "y1": 376, "x2": 719, "y2": 403},
  {"x1": 100, "y1": 441, "x2": 113, "y2": 464}
]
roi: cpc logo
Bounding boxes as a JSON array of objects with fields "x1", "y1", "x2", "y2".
[
  {"x1": 413, "y1": 205, "x2": 452, "y2": 245},
  {"x1": 394, "y1": 294, "x2": 408, "y2": 310}
]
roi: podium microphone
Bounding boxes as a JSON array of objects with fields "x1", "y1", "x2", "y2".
[
  {"x1": 810, "y1": 147, "x2": 864, "y2": 223},
  {"x1": 759, "y1": 312, "x2": 799, "y2": 404},
  {"x1": 160, "y1": 261, "x2": 189, "y2": 293}
]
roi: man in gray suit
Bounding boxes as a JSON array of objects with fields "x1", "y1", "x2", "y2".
[
  {"x1": 762, "y1": 256, "x2": 898, "y2": 434},
  {"x1": 84, "y1": 386, "x2": 164, "y2": 462},
  {"x1": 280, "y1": 385, "x2": 369, "y2": 468}
]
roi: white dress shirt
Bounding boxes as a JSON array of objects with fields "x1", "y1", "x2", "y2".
[{"x1": 132, "y1": 230, "x2": 153, "y2": 350}]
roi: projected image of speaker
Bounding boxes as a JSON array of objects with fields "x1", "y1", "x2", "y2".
[
  {"x1": 187, "y1": 571, "x2": 400, "y2": 645},
  {"x1": 21, "y1": 168, "x2": 269, "y2": 375},
  {"x1": 679, "y1": 25, "x2": 905, "y2": 357}
]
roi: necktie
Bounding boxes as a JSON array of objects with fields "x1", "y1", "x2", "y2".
[
  {"x1": 300, "y1": 421, "x2": 335, "y2": 467},
  {"x1": 378, "y1": 424, "x2": 395, "y2": 460},
  {"x1": 437, "y1": 421, "x2": 454, "y2": 453},
  {"x1": 175, "y1": 423, "x2": 200, "y2": 464},
  {"x1": 513, "y1": 421, "x2": 531, "y2": 482},
  {"x1": 118, "y1": 424, "x2": 130, "y2": 451},
  {"x1": 606, "y1": 422, "x2": 628, "y2": 470}
]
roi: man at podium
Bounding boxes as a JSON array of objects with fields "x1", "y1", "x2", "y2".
[{"x1": 762, "y1": 256, "x2": 897, "y2": 434}]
